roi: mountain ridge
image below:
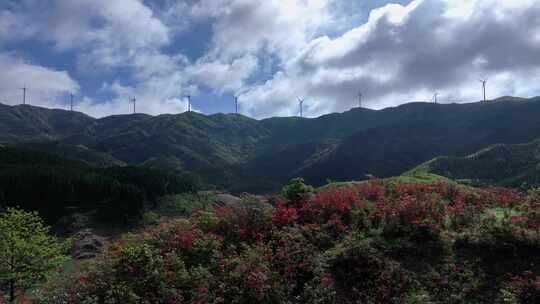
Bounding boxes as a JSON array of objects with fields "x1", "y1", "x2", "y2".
[{"x1": 2, "y1": 96, "x2": 540, "y2": 191}]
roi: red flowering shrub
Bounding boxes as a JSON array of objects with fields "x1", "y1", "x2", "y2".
[
  {"x1": 375, "y1": 193, "x2": 446, "y2": 239},
  {"x1": 427, "y1": 261, "x2": 485, "y2": 303},
  {"x1": 445, "y1": 190, "x2": 483, "y2": 230},
  {"x1": 455, "y1": 213, "x2": 540, "y2": 263},
  {"x1": 302, "y1": 186, "x2": 361, "y2": 223},
  {"x1": 269, "y1": 227, "x2": 318, "y2": 293},
  {"x1": 394, "y1": 182, "x2": 434, "y2": 197},
  {"x1": 213, "y1": 198, "x2": 273, "y2": 244},
  {"x1": 477, "y1": 187, "x2": 524, "y2": 208},
  {"x1": 310, "y1": 187, "x2": 360, "y2": 214},
  {"x1": 501, "y1": 271, "x2": 540, "y2": 303},
  {"x1": 218, "y1": 245, "x2": 285, "y2": 303},
  {"x1": 272, "y1": 202, "x2": 298, "y2": 226},
  {"x1": 32, "y1": 180, "x2": 540, "y2": 303},
  {"x1": 325, "y1": 236, "x2": 413, "y2": 303}
]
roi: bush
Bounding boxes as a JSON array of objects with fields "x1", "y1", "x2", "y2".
[
  {"x1": 32, "y1": 181, "x2": 540, "y2": 303},
  {"x1": 500, "y1": 271, "x2": 540, "y2": 304},
  {"x1": 455, "y1": 214, "x2": 540, "y2": 258},
  {"x1": 156, "y1": 193, "x2": 214, "y2": 217},
  {"x1": 141, "y1": 211, "x2": 160, "y2": 226},
  {"x1": 213, "y1": 197, "x2": 273, "y2": 244},
  {"x1": 282, "y1": 178, "x2": 314, "y2": 208},
  {"x1": 323, "y1": 235, "x2": 413, "y2": 304}
]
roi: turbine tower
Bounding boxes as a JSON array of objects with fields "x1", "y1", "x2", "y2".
[
  {"x1": 184, "y1": 95, "x2": 191, "y2": 112},
  {"x1": 70, "y1": 93, "x2": 74, "y2": 111},
  {"x1": 21, "y1": 86, "x2": 26, "y2": 105},
  {"x1": 358, "y1": 92, "x2": 363, "y2": 108},
  {"x1": 433, "y1": 93, "x2": 439, "y2": 104},
  {"x1": 234, "y1": 96, "x2": 239, "y2": 114},
  {"x1": 298, "y1": 97, "x2": 305, "y2": 118},
  {"x1": 131, "y1": 97, "x2": 136, "y2": 114},
  {"x1": 479, "y1": 79, "x2": 487, "y2": 101}
]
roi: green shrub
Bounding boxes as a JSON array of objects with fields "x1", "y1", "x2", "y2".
[
  {"x1": 282, "y1": 178, "x2": 314, "y2": 208},
  {"x1": 141, "y1": 211, "x2": 160, "y2": 226},
  {"x1": 156, "y1": 193, "x2": 214, "y2": 217},
  {"x1": 322, "y1": 235, "x2": 414, "y2": 304}
]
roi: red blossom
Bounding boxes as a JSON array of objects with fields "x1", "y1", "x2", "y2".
[
  {"x1": 78, "y1": 276, "x2": 89, "y2": 285},
  {"x1": 321, "y1": 274, "x2": 333, "y2": 287},
  {"x1": 356, "y1": 182, "x2": 386, "y2": 201},
  {"x1": 272, "y1": 203, "x2": 298, "y2": 226}
]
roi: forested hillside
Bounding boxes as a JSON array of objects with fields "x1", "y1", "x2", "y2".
[
  {"x1": 2, "y1": 96, "x2": 540, "y2": 192},
  {"x1": 411, "y1": 138, "x2": 540, "y2": 188},
  {"x1": 0, "y1": 146, "x2": 199, "y2": 224}
]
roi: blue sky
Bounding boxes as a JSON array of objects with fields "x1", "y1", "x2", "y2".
[{"x1": 0, "y1": 0, "x2": 539, "y2": 118}]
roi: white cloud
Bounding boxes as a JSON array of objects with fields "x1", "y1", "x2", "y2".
[
  {"x1": 1, "y1": 0, "x2": 170, "y2": 69},
  {"x1": 0, "y1": 0, "x2": 195, "y2": 117},
  {"x1": 1, "y1": 0, "x2": 540, "y2": 118},
  {"x1": 0, "y1": 52, "x2": 79, "y2": 108},
  {"x1": 238, "y1": 0, "x2": 540, "y2": 118},
  {"x1": 188, "y1": 55, "x2": 259, "y2": 93}
]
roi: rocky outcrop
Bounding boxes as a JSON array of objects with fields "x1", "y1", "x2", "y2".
[
  {"x1": 214, "y1": 193, "x2": 241, "y2": 207},
  {"x1": 71, "y1": 229, "x2": 106, "y2": 260}
]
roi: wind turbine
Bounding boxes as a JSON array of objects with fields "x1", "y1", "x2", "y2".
[
  {"x1": 234, "y1": 96, "x2": 239, "y2": 114},
  {"x1": 357, "y1": 91, "x2": 363, "y2": 108},
  {"x1": 297, "y1": 97, "x2": 305, "y2": 118},
  {"x1": 184, "y1": 95, "x2": 191, "y2": 112},
  {"x1": 70, "y1": 93, "x2": 74, "y2": 111},
  {"x1": 479, "y1": 79, "x2": 487, "y2": 101},
  {"x1": 21, "y1": 86, "x2": 27, "y2": 105},
  {"x1": 432, "y1": 93, "x2": 439, "y2": 104},
  {"x1": 131, "y1": 97, "x2": 136, "y2": 114}
]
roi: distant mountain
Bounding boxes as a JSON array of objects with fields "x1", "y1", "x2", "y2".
[
  {"x1": 0, "y1": 103, "x2": 93, "y2": 142},
  {"x1": 2, "y1": 96, "x2": 540, "y2": 191},
  {"x1": 410, "y1": 138, "x2": 540, "y2": 188}
]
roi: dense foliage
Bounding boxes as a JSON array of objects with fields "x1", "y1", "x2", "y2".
[
  {"x1": 4, "y1": 98, "x2": 540, "y2": 192},
  {"x1": 0, "y1": 147, "x2": 200, "y2": 223},
  {"x1": 32, "y1": 180, "x2": 539, "y2": 303},
  {"x1": 414, "y1": 139, "x2": 540, "y2": 189},
  {"x1": 0, "y1": 208, "x2": 69, "y2": 303}
]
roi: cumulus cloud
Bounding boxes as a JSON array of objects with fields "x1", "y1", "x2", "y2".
[
  {"x1": 239, "y1": 0, "x2": 540, "y2": 117},
  {"x1": 0, "y1": 52, "x2": 79, "y2": 108},
  {"x1": 0, "y1": 0, "x2": 196, "y2": 117},
  {"x1": 188, "y1": 55, "x2": 259, "y2": 93},
  {"x1": 1, "y1": 0, "x2": 170, "y2": 69},
  {"x1": 1, "y1": 0, "x2": 540, "y2": 118}
]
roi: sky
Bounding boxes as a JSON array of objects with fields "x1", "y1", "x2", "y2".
[{"x1": 0, "y1": 0, "x2": 539, "y2": 118}]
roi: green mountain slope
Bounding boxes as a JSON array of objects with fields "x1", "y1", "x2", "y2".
[
  {"x1": 294, "y1": 98, "x2": 540, "y2": 185},
  {"x1": 410, "y1": 138, "x2": 540, "y2": 188},
  {"x1": 18, "y1": 141, "x2": 125, "y2": 167},
  {"x1": 0, "y1": 104, "x2": 93, "y2": 142},
  {"x1": 2, "y1": 96, "x2": 540, "y2": 191},
  {"x1": 0, "y1": 146, "x2": 199, "y2": 223}
]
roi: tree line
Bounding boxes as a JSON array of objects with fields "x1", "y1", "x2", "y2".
[{"x1": 0, "y1": 147, "x2": 200, "y2": 223}]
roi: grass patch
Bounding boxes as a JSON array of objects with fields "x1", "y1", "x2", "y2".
[
  {"x1": 481, "y1": 207, "x2": 522, "y2": 222},
  {"x1": 61, "y1": 257, "x2": 78, "y2": 274},
  {"x1": 156, "y1": 193, "x2": 216, "y2": 217}
]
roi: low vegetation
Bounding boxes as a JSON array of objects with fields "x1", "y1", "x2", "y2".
[
  {"x1": 411, "y1": 138, "x2": 540, "y2": 190},
  {"x1": 12, "y1": 178, "x2": 537, "y2": 303},
  {"x1": 0, "y1": 147, "x2": 200, "y2": 225}
]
